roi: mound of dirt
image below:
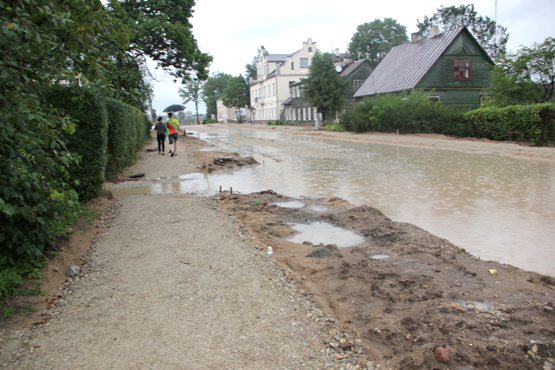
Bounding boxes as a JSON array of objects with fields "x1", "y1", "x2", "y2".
[{"x1": 216, "y1": 191, "x2": 555, "y2": 369}]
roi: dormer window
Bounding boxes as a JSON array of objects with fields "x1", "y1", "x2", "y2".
[{"x1": 453, "y1": 59, "x2": 472, "y2": 80}]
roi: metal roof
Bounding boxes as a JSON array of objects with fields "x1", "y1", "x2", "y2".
[
  {"x1": 354, "y1": 27, "x2": 467, "y2": 98},
  {"x1": 340, "y1": 59, "x2": 368, "y2": 77},
  {"x1": 268, "y1": 54, "x2": 288, "y2": 62}
]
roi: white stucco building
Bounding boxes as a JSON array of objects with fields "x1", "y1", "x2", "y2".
[{"x1": 249, "y1": 38, "x2": 318, "y2": 122}]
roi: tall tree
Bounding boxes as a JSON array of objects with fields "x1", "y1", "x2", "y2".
[
  {"x1": 348, "y1": 18, "x2": 409, "y2": 64},
  {"x1": 245, "y1": 55, "x2": 258, "y2": 81},
  {"x1": 301, "y1": 51, "x2": 347, "y2": 123},
  {"x1": 105, "y1": 54, "x2": 153, "y2": 112},
  {"x1": 488, "y1": 37, "x2": 555, "y2": 106},
  {"x1": 202, "y1": 73, "x2": 233, "y2": 118},
  {"x1": 108, "y1": 0, "x2": 213, "y2": 83},
  {"x1": 221, "y1": 76, "x2": 249, "y2": 123},
  {"x1": 417, "y1": 4, "x2": 509, "y2": 58},
  {"x1": 178, "y1": 80, "x2": 204, "y2": 125}
]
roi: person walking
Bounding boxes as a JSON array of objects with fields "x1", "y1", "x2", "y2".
[
  {"x1": 153, "y1": 117, "x2": 167, "y2": 155},
  {"x1": 165, "y1": 113, "x2": 180, "y2": 157}
]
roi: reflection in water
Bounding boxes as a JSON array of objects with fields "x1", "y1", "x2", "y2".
[
  {"x1": 371, "y1": 254, "x2": 391, "y2": 259},
  {"x1": 455, "y1": 300, "x2": 493, "y2": 311},
  {"x1": 288, "y1": 222, "x2": 366, "y2": 248},
  {"x1": 273, "y1": 201, "x2": 305, "y2": 208},
  {"x1": 111, "y1": 128, "x2": 555, "y2": 276}
]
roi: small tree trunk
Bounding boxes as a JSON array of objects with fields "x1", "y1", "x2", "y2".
[{"x1": 195, "y1": 101, "x2": 199, "y2": 125}]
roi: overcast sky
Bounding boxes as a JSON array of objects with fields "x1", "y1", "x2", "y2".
[{"x1": 150, "y1": 0, "x2": 555, "y2": 116}]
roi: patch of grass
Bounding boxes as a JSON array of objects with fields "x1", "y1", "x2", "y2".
[
  {"x1": 323, "y1": 123, "x2": 347, "y2": 131},
  {"x1": 0, "y1": 267, "x2": 25, "y2": 299},
  {"x1": 18, "y1": 304, "x2": 36, "y2": 317},
  {"x1": 0, "y1": 256, "x2": 48, "y2": 300},
  {"x1": 1, "y1": 307, "x2": 16, "y2": 318},
  {"x1": 21, "y1": 283, "x2": 45, "y2": 297},
  {"x1": 252, "y1": 201, "x2": 265, "y2": 206}
]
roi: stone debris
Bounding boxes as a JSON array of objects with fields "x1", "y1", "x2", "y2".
[
  {"x1": 65, "y1": 266, "x2": 81, "y2": 277},
  {"x1": 306, "y1": 243, "x2": 343, "y2": 258}
]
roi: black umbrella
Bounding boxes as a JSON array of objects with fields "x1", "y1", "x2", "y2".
[{"x1": 162, "y1": 104, "x2": 186, "y2": 113}]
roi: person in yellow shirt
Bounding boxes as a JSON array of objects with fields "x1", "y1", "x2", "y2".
[{"x1": 165, "y1": 113, "x2": 180, "y2": 157}]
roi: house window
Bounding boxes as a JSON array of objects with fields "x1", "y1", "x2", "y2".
[
  {"x1": 291, "y1": 62, "x2": 294, "y2": 70},
  {"x1": 300, "y1": 58, "x2": 309, "y2": 68},
  {"x1": 308, "y1": 47, "x2": 312, "y2": 52},
  {"x1": 453, "y1": 59, "x2": 472, "y2": 80},
  {"x1": 353, "y1": 79, "x2": 363, "y2": 91}
]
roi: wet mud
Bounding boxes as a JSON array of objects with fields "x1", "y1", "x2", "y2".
[{"x1": 216, "y1": 191, "x2": 555, "y2": 369}]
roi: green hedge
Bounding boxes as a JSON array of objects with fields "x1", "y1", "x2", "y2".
[
  {"x1": 45, "y1": 86, "x2": 108, "y2": 201},
  {"x1": 341, "y1": 90, "x2": 471, "y2": 136},
  {"x1": 465, "y1": 104, "x2": 555, "y2": 145},
  {"x1": 0, "y1": 90, "x2": 81, "y2": 268},
  {"x1": 105, "y1": 99, "x2": 150, "y2": 179}
]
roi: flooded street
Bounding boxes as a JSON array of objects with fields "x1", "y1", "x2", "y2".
[{"x1": 114, "y1": 124, "x2": 555, "y2": 276}]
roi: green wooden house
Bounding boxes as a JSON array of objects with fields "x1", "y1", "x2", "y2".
[{"x1": 354, "y1": 26, "x2": 494, "y2": 108}]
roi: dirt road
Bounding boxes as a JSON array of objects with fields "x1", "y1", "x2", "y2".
[{"x1": 1, "y1": 125, "x2": 554, "y2": 370}]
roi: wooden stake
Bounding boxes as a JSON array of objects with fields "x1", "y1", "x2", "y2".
[{"x1": 206, "y1": 152, "x2": 209, "y2": 175}]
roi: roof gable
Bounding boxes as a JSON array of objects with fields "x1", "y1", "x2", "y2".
[
  {"x1": 354, "y1": 27, "x2": 488, "y2": 98},
  {"x1": 341, "y1": 59, "x2": 370, "y2": 77}
]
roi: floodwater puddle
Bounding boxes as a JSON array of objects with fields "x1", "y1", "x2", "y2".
[
  {"x1": 109, "y1": 173, "x2": 206, "y2": 197},
  {"x1": 455, "y1": 300, "x2": 493, "y2": 311},
  {"x1": 371, "y1": 254, "x2": 391, "y2": 259},
  {"x1": 273, "y1": 200, "x2": 305, "y2": 208},
  {"x1": 108, "y1": 127, "x2": 555, "y2": 276},
  {"x1": 288, "y1": 221, "x2": 366, "y2": 248},
  {"x1": 309, "y1": 205, "x2": 328, "y2": 213}
]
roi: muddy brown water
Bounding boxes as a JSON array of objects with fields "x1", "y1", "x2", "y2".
[{"x1": 111, "y1": 126, "x2": 555, "y2": 277}]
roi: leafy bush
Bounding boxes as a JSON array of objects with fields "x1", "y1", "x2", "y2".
[
  {"x1": 465, "y1": 103, "x2": 555, "y2": 145},
  {"x1": 340, "y1": 90, "x2": 471, "y2": 136},
  {"x1": 202, "y1": 119, "x2": 218, "y2": 124}
]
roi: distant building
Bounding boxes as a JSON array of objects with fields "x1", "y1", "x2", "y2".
[
  {"x1": 217, "y1": 99, "x2": 251, "y2": 123},
  {"x1": 354, "y1": 26, "x2": 494, "y2": 109},
  {"x1": 250, "y1": 39, "x2": 318, "y2": 123},
  {"x1": 283, "y1": 59, "x2": 374, "y2": 126}
]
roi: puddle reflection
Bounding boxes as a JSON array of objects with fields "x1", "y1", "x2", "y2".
[
  {"x1": 456, "y1": 300, "x2": 493, "y2": 311},
  {"x1": 273, "y1": 201, "x2": 305, "y2": 208},
  {"x1": 288, "y1": 222, "x2": 366, "y2": 248}
]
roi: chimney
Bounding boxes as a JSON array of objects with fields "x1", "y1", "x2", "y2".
[
  {"x1": 411, "y1": 33, "x2": 420, "y2": 43},
  {"x1": 430, "y1": 26, "x2": 440, "y2": 38},
  {"x1": 334, "y1": 48, "x2": 340, "y2": 56}
]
